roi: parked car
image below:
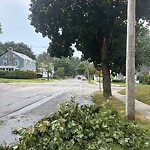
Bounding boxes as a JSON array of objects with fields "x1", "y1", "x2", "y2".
[{"x1": 81, "y1": 77, "x2": 87, "y2": 81}]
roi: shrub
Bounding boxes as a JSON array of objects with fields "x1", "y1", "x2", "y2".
[
  {"x1": 0, "y1": 70, "x2": 36, "y2": 79},
  {"x1": 112, "y1": 79, "x2": 125, "y2": 83},
  {"x1": 0, "y1": 70, "x2": 8, "y2": 78},
  {"x1": 137, "y1": 72, "x2": 150, "y2": 84},
  {"x1": 7, "y1": 100, "x2": 150, "y2": 150},
  {"x1": 4, "y1": 71, "x2": 16, "y2": 79}
]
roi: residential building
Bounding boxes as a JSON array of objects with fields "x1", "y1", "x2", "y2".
[{"x1": 0, "y1": 47, "x2": 36, "y2": 71}]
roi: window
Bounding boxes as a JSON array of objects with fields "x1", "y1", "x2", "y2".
[
  {"x1": 3, "y1": 60, "x2": 7, "y2": 66},
  {"x1": 15, "y1": 60, "x2": 19, "y2": 66}
]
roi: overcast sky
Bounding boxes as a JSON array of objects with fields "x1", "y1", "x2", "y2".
[{"x1": 0, "y1": 0, "x2": 81, "y2": 57}]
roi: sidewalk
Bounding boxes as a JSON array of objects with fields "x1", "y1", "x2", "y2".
[
  {"x1": 112, "y1": 88, "x2": 150, "y2": 120},
  {"x1": 93, "y1": 81, "x2": 150, "y2": 120}
]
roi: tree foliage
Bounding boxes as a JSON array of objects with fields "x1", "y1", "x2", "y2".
[
  {"x1": 5, "y1": 100, "x2": 150, "y2": 150},
  {"x1": 76, "y1": 61, "x2": 86, "y2": 75},
  {"x1": 0, "y1": 41, "x2": 36, "y2": 60},
  {"x1": 29, "y1": 0, "x2": 150, "y2": 97},
  {"x1": 36, "y1": 52, "x2": 81, "y2": 77},
  {"x1": 0, "y1": 42, "x2": 5, "y2": 56},
  {"x1": 136, "y1": 31, "x2": 150, "y2": 68}
]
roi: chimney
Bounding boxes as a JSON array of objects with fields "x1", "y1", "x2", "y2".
[{"x1": 7, "y1": 47, "x2": 13, "y2": 65}]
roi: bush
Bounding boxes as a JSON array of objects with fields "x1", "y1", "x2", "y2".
[
  {"x1": 137, "y1": 72, "x2": 150, "y2": 85},
  {"x1": 53, "y1": 75, "x2": 59, "y2": 79},
  {"x1": 0, "y1": 70, "x2": 8, "y2": 78},
  {"x1": 4, "y1": 100, "x2": 149, "y2": 150},
  {"x1": 112, "y1": 79, "x2": 125, "y2": 83},
  {"x1": 0, "y1": 70, "x2": 36, "y2": 79}
]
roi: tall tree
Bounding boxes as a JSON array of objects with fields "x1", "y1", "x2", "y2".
[
  {"x1": 36, "y1": 52, "x2": 54, "y2": 80},
  {"x1": 0, "y1": 42, "x2": 5, "y2": 56},
  {"x1": 29, "y1": 0, "x2": 150, "y2": 98},
  {"x1": 136, "y1": 31, "x2": 150, "y2": 68},
  {"x1": 0, "y1": 41, "x2": 36, "y2": 59},
  {"x1": 76, "y1": 61, "x2": 86, "y2": 75},
  {"x1": 36, "y1": 52, "x2": 81, "y2": 77},
  {"x1": 52, "y1": 57, "x2": 80, "y2": 76}
]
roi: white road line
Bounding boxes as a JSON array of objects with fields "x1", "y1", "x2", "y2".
[{"x1": 1, "y1": 91, "x2": 65, "y2": 120}]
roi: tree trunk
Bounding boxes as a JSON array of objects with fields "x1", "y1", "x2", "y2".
[
  {"x1": 101, "y1": 38, "x2": 112, "y2": 98},
  {"x1": 47, "y1": 71, "x2": 50, "y2": 81}
]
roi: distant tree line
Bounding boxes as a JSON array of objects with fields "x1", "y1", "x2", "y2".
[
  {"x1": 0, "y1": 41, "x2": 35, "y2": 60},
  {"x1": 36, "y1": 52, "x2": 96, "y2": 79}
]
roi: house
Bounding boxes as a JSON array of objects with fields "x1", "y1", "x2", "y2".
[{"x1": 0, "y1": 47, "x2": 36, "y2": 71}]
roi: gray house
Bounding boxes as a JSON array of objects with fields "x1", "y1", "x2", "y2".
[{"x1": 0, "y1": 47, "x2": 36, "y2": 71}]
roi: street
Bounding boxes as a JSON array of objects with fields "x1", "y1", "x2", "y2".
[{"x1": 0, "y1": 79, "x2": 98, "y2": 145}]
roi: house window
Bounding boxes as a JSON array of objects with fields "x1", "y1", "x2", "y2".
[
  {"x1": 3, "y1": 60, "x2": 7, "y2": 66},
  {"x1": 15, "y1": 60, "x2": 19, "y2": 66}
]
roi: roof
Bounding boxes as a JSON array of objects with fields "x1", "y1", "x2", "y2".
[{"x1": 13, "y1": 51, "x2": 35, "y2": 62}]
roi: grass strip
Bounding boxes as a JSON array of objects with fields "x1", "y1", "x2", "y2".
[
  {"x1": 118, "y1": 84, "x2": 150, "y2": 105},
  {"x1": 0, "y1": 78, "x2": 53, "y2": 83},
  {"x1": 92, "y1": 91, "x2": 150, "y2": 136}
]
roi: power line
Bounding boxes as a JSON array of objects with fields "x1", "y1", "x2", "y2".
[{"x1": 30, "y1": 45, "x2": 47, "y2": 49}]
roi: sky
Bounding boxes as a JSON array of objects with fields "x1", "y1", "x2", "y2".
[{"x1": 0, "y1": 0, "x2": 82, "y2": 57}]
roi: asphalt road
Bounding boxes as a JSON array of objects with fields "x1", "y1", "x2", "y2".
[{"x1": 0, "y1": 79, "x2": 98, "y2": 145}]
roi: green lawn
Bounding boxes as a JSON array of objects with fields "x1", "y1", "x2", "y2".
[
  {"x1": 118, "y1": 84, "x2": 150, "y2": 105},
  {"x1": 111, "y1": 81, "x2": 125, "y2": 87},
  {"x1": 0, "y1": 78, "x2": 53, "y2": 83}
]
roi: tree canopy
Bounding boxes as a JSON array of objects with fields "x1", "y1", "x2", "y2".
[
  {"x1": 36, "y1": 52, "x2": 81, "y2": 77},
  {"x1": 0, "y1": 41, "x2": 36, "y2": 60},
  {"x1": 136, "y1": 31, "x2": 150, "y2": 68},
  {"x1": 29, "y1": 0, "x2": 150, "y2": 97}
]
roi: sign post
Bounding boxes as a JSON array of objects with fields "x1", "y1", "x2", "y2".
[{"x1": 96, "y1": 65, "x2": 102, "y2": 91}]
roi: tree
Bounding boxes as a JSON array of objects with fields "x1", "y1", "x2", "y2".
[
  {"x1": 36, "y1": 52, "x2": 54, "y2": 80},
  {"x1": 0, "y1": 42, "x2": 5, "y2": 56},
  {"x1": 0, "y1": 41, "x2": 36, "y2": 59},
  {"x1": 36, "y1": 52, "x2": 81, "y2": 77},
  {"x1": 29, "y1": 0, "x2": 150, "y2": 98},
  {"x1": 136, "y1": 31, "x2": 150, "y2": 68},
  {"x1": 86, "y1": 63, "x2": 96, "y2": 81},
  {"x1": 55, "y1": 67, "x2": 65, "y2": 78},
  {"x1": 42, "y1": 61, "x2": 53, "y2": 80},
  {"x1": 52, "y1": 57, "x2": 81, "y2": 77},
  {"x1": 76, "y1": 62, "x2": 86, "y2": 75}
]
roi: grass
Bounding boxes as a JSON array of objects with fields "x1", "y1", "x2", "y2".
[
  {"x1": 0, "y1": 120, "x2": 4, "y2": 126},
  {"x1": 118, "y1": 84, "x2": 150, "y2": 105},
  {"x1": 111, "y1": 81, "x2": 125, "y2": 86},
  {"x1": 0, "y1": 78, "x2": 54, "y2": 83},
  {"x1": 92, "y1": 91, "x2": 125, "y2": 117},
  {"x1": 92, "y1": 91, "x2": 150, "y2": 135}
]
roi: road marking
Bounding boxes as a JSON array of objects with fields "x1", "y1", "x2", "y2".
[{"x1": 0, "y1": 91, "x2": 65, "y2": 120}]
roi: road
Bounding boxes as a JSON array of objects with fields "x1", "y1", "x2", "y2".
[
  {"x1": 0, "y1": 79, "x2": 99, "y2": 145},
  {"x1": 1, "y1": 79, "x2": 149, "y2": 146}
]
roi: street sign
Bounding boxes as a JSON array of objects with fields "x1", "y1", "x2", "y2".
[
  {"x1": 96, "y1": 70, "x2": 102, "y2": 75},
  {"x1": 96, "y1": 67, "x2": 102, "y2": 71}
]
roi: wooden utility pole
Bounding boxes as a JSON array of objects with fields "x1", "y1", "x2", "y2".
[{"x1": 126, "y1": 0, "x2": 136, "y2": 120}]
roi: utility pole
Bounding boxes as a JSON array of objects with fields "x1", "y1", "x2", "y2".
[{"x1": 126, "y1": 0, "x2": 136, "y2": 120}]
